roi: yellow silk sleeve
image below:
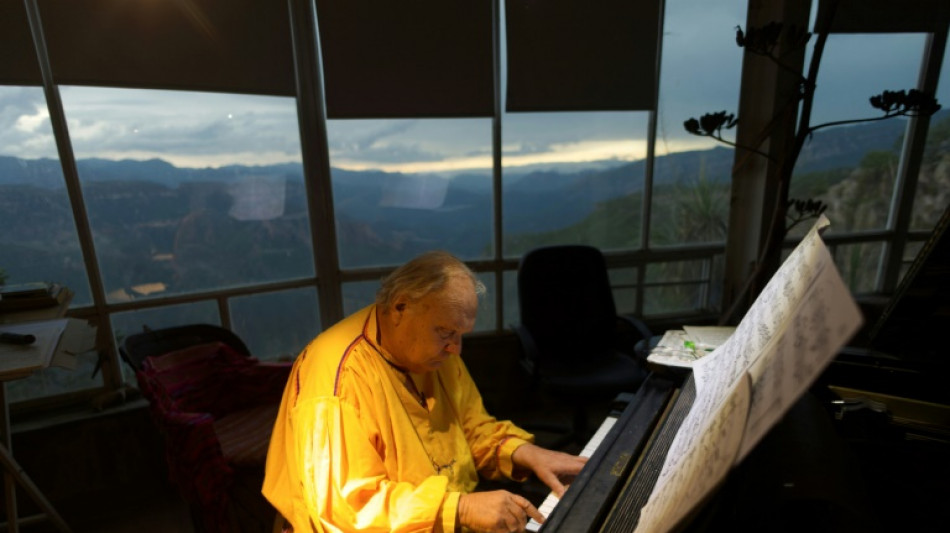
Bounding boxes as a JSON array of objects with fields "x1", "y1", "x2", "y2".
[{"x1": 292, "y1": 397, "x2": 457, "y2": 533}]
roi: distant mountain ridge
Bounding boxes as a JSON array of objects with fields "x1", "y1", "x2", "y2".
[{"x1": 0, "y1": 111, "x2": 930, "y2": 191}]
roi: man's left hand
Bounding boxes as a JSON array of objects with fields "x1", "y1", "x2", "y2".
[{"x1": 511, "y1": 443, "x2": 587, "y2": 498}]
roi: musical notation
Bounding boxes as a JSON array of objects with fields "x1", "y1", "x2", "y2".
[{"x1": 633, "y1": 215, "x2": 863, "y2": 533}]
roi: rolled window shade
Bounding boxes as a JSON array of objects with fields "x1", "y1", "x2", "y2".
[
  {"x1": 315, "y1": 0, "x2": 494, "y2": 119},
  {"x1": 31, "y1": 0, "x2": 295, "y2": 96},
  {"x1": 505, "y1": 0, "x2": 661, "y2": 113},
  {"x1": 817, "y1": 0, "x2": 950, "y2": 34},
  {"x1": 0, "y1": 0, "x2": 42, "y2": 85}
]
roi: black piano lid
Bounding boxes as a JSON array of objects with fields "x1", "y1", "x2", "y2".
[
  {"x1": 539, "y1": 373, "x2": 678, "y2": 532},
  {"x1": 867, "y1": 202, "x2": 950, "y2": 365},
  {"x1": 825, "y1": 203, "x2": 950, "y2": 405}
]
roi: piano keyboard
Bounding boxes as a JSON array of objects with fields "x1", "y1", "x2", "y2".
[{"x1": 526, "y1": 415, "x2": 619, "y2": 532}]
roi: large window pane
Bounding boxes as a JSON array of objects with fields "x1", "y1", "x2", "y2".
[
  {"x1": 327, "y1": 118, "x2": 493, "y2": 268},
  {"x1": 0, "y1": 85, "x2": 92, "y2": 305},
  {"x1": 230, "y1": 288, "x2": 320, "y2": 362},
  {"x1": 502, "y1": 111, "x2": 649, "y2": 256},
  {"x1": 912, "y1": 38, "x2": 950, "y2": 232},
  {"x1": 792, "y1": 33, "x2": 925, "y2": 235},
  {"x1": 651, "y1": 0, "x2": 745, "y2": 246},
  {"x1": 58, "y1": 87, "x2": 313, "y2": 302}
]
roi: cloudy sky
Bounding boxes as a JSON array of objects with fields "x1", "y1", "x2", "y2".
[{"x1": 1, "y1": 0, "x2": 944, "y2": 175}]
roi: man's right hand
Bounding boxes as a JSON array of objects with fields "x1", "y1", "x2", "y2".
[{"x1": 458, "y1": 490, "x2": 544, "y2": 533}]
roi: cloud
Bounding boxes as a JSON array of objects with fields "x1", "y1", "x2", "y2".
[{"x1": 2, "y1": 0, "x2": 943, "y2": 176}]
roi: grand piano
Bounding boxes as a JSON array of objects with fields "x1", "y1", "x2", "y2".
[{"x1": 534, "y1": 206, "x2": 950, "y2": 533}]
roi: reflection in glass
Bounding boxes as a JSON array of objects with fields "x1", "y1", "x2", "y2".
[
  {"x1": 57, "y1": 87, "x2": 313, "y2": 303},
  {"x1": 230, "y1": 288, "x2": 321, "y2": 362},
  {"x1": 608, "y1": 267, "x2": 640, "y2": 316},
  {"x1": 0, "y1": 86, "x2": 93, "y2": 305},
  {"x1": 643, "y1": 285, "x2": 703, "y2": 316},
  {"x1": 832, "y1": 241, "x2": 885, "y2": 294},
  {"x1": 473, "y1": 272, "x2": 495, "y2": 333},
  {"x1": 326, "y1": 118, "x2": 493, "y2": 268},
  {"x1": 642, "y1": 258, "x2": 722, "y2": 316},
  {"x1": 502, "y1": 112, "x2": 648, "y2": 256}
]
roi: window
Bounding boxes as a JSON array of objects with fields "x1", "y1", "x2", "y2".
[
  {"x1": 652, "y1": 0, "x2": 746, "y2": 247},
  {"x1": 796, "y1": 33, "x2": 926, "y2": 234},
  {"x1": 911, "y1": 38, "x2": 950, "y2": 232},
  {"x1": 59, "y1": 87, "x2": 313, "y2": 301},
  {"x1": 501, "y1": 111, "x2": 650, "y2": 256},
  {"x1": 0, "y1": 86, "x2": 91, "y2": 303},
  {"x1": 4, "y1": 0, "x2": 946, "y2": 410},
  {"x1": 326, "y1": 118, "x2": 494, "y2": 268}
]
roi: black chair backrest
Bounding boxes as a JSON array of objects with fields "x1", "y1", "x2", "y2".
[
  {"x1": 517, "y1": 245, "x2": 618, "y2": 362},
  {"x1": 120, "y1": 324, "x2": 252, "y2": 371}
]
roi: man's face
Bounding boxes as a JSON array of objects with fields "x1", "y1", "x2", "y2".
[{"x1": 386, "y1": 276, "x2": 478, "y2": 374}]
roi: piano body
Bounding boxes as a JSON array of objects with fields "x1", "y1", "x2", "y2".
[{"x1": 535, "y1": 207, "x2": 950, "y2": 532}]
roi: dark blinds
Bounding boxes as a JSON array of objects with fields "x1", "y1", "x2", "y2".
[
  {"x1": 818, "y1": 0, "x2": 950, "y2": 33},
  {"x1": 505, "y1": 0, "x2": 661, "y2": 113},
  {"x1": 315, "y1": 0, "x2": 494, "y2": 118},
  {"x1": 0, "y1": 0, "x2": 42, "y2": 85},
  {"x1": 33, "y1": 0, "x2": 296, "y2": 96}
]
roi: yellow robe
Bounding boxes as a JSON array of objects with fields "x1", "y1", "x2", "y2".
[{"x1": 263, "y1": 305, "x2": 534, "y2": 532}]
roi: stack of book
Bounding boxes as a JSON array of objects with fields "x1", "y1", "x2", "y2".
[{"x1": 0, "y1": 282, "x2": 73, "y2": 314}]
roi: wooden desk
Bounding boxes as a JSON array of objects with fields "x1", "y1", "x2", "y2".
[
  {"x1": 0, "y1": 380, "x2": 71, "y2": 532},
  {"x1": 0, "y1": 313, "x2": 77, "y2": 533}
]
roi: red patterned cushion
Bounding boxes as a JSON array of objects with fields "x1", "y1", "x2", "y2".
[{"x1": 214, "y1": 402, "x2": 282, "y2": 466}]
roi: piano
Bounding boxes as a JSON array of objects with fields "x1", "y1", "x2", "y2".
[
  {"x1": 527, "y1": 371, "x2": 694, "y2": 532},
  {"x1": 528, "y1": 205, "x2": 950, "y2": 532}
]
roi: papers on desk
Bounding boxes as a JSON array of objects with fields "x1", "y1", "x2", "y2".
[
  {"x1": 0, "y1": 318, "x2": 95, "y2": 379},
  {"x1": 0, "y1": 319, "x2": 67, "y2": 379},
  {"x1": 647, "y1": 326, "x2": 737, "y2": 368}
]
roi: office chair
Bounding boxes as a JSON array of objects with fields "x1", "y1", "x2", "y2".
[
  {"x1": 512, "y1": 245, "x2": 652, "y2": 448},
  {"x1": 121, "y1": 324, "x2": 291, "y2": 533}
]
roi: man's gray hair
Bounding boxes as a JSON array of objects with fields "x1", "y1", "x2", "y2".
[{"x1": 376, "y1": 251, "x2": 486, "y2": 308}]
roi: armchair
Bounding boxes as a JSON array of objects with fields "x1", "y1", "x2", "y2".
[{"x1": 121, "y1": 324, "x2": 291, "y2": 532}]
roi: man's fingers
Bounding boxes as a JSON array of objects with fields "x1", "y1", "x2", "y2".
[
  {"x1": 539, "y1": 472, "x2": 567, "y2": 498},
  {"x1": 521, "y1": 499, "x2": 545, "y2": 524}
]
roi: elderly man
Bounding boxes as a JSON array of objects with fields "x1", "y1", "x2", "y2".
[{"x1": 263, "y1": 251, "x2": 586, "y2": 532}]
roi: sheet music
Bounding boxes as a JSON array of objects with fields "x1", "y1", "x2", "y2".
[
  {"x1": 634, "y1": 216, "x2": 863, "y2": 533},
  {"x1": 635, "y1": 374, "x2": 750, "y2": 533}
]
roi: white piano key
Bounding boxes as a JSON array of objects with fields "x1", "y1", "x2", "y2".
[{"x1": 526, "y1": 415, "x2": 619, "y2": 531}]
